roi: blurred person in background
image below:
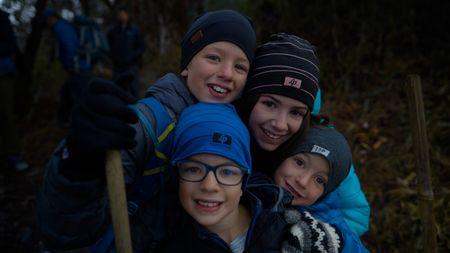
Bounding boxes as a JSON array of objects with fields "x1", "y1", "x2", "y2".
[
  {"x1": 107, "y1": 3, "x2": 146, "y2": 97},
  {"x1": 0, "y1": 9, "x2": 31, "y2": 172}
]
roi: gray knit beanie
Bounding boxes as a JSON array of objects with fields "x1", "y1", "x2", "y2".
[{"x1": 285, "y1": 125, "x2": 352, "y2": 197}]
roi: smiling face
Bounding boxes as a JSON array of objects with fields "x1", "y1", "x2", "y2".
[
  {"x1": 178, "y1": 153, "x2": 243, "y2": 233},
  {"x1": 274, "y1": 153, "x2": 329, "y2": 206},
  {"x1": 248, "y1": 94, "x2": 308, "y2": 151},
  {"x1": 181, "y1": 41, "x2": 250, "y2": 103}
]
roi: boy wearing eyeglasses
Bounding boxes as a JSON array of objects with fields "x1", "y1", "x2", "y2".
[{"x1": 164, "y1": 102, "x2": 343, "y2": 253}]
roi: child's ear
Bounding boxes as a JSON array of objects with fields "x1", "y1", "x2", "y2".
[{"x1": 181, "y1": 68, "x2": 188, "y2": 77}]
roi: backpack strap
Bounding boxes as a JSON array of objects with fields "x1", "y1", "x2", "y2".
[
  {"x1": 127, "y1": 97, "x2": 176, "y2": 215},
  {"x1": 130, "y1": 97, "x2": 176, "y2": 171}
]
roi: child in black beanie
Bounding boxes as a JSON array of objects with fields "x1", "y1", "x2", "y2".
[{"x1": 36, "y1": 9, "x2": 257, "y2": 253}]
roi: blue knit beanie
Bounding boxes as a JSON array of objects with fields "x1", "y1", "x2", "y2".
[
  {"x1": 284, "y1": 125, "x2": 351, "y2": 197},
  {"x1": 172, "y1": 103, "x2": 252, "y2": 180},
  {"x1": 244, "y1": 32, "x2": 321, "y2": 114},
  {"x1": 180, "y1": 9, "x2": 257, "y2": 70}
]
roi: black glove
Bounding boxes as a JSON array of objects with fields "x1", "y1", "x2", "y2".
[
  {"x1": 61, "y1": 78, "x2": 138, "y2": 181},
  {"x1": 115, "y1": 71, "x2": 136, "y2": 91}
]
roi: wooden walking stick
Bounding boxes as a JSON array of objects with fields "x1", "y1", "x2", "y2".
[
  {"x1": 405, "y1": 74, "x2": 437, "y2": 253},
  {"x1": 105, "y1": 150, "x2": 133, "y2": 253}
]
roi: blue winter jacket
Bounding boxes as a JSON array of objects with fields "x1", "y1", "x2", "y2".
[
  {"x1": 52, "y1": 19, "x2": 91, "y2": 72},
  {"x1": 335, "y1": 164, "x2": 371, "y2": 235},
  {"x1": 301, "y1": 190, "x2": 370, "y2": 253}
]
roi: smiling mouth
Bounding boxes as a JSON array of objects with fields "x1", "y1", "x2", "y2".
[
  {"x1": 285, "y1": 181, "x2": 302, "y2": 198},
  {"x1": 262, "y1": 128, "x2": 282, "y2": 140},
  {"x1": 209, "y1": 84, "x2": 229, "y2": 94},
  {"x1": 197, "y1": 200, "x2": 221, "y2": 207}
]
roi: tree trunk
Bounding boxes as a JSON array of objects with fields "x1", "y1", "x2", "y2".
[
  {"x1": 15, "y1": 0, "x2": 48, "y2": 116},
  {"x1": 80, "y1": 0, "x2": 90, "y2": 16}
]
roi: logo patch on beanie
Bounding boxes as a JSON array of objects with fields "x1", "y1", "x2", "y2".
[
  {"x1": 284, "y1": 76, "x2": 302, "y2": 89},
  {"x1": 311, "y1": 145, "x2": 330, "y2": 157},
  {"x1": 213, "y1": 132, "x2": 232, "y2": 145},
  {"x1": 191, "y1": 30, "x2": 203, "y2": 44}
]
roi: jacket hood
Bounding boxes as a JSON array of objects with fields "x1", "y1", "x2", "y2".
[{"x1": 144, "y1": 73, "x2": 196, "y2": 116}]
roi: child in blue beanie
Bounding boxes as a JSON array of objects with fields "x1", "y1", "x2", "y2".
[
  {"x1": 36, "y1": 9, "x2": 257, "y2": 253},
  {"x1": 274, "y1": 125, "x2": 369, "y2": 252},
  {"x1": 164, "y1": 103, "x2": 343, "y2": 253}
]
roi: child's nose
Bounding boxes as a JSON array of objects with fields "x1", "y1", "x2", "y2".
[
  {"x1": 271, "y1": 112, "x2": 289, "y2": 131},
  {"x1": 218, "y1": 63, "x2": 233, "y2": 80},
  {"x1": 199, "y1": 171, "x2": 221, "y2": 191},
  {"x1": 294, "y1": 174, "x2": 310, "y2": 188}
]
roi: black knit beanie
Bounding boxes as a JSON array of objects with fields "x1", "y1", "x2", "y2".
[
  {"x1": 180, "y1": 9, "x2": 257, "y2": 70},
  {"x1": 285, "y1": 125, "x2": 352, "y2": 197},
  {"x1": 244, "y1": 33, "x2": 320, "y2": 112}
]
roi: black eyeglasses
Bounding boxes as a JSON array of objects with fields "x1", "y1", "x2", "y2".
[{"x1": 176, "y1": 159, "x2": 244, "y2": 186}]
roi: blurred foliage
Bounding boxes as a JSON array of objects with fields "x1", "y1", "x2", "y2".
[{"x1": 1, "y1": 0, "x2": 449, "y2": 252}]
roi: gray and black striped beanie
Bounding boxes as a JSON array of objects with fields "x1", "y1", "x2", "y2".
[{"x1": 244, "y1": 32, "x2": 320, "y2": 113}]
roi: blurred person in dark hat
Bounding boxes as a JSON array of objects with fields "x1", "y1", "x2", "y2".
[{"x1": 107, "y1": 3, "x2": 146, "y2": 97}]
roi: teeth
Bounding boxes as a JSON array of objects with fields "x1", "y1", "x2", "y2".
[
  {"x1": 198, "y1": 200, "x2": 220, "y2": 207},
  {"x1": 262, "y1": 129, "x2": 281, "y2": 139},
  {"x1": 212, "y1": 85, "x2": 226, "y2": 94},
  {"x1": 287, "y1": 183, "x2": 302, "y2": 198}
]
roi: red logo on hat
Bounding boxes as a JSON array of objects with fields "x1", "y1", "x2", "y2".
[{"x1": 284, "y1": 77, "x2": 302, "y2": 88}]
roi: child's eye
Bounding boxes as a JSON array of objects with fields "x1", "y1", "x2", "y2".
[
  {"x1": 315, "y1": 176, "x2": 327, "y2": 187},
  {"x1": 219, "y1": 167, "x2": 240, "y2": 177},
  {"x1": 261, "y1": 100, "x2": 276, "y2": 109},
  {"x1": 206, "y1": 54, "x2": 220, "y2": 62},
  {"x1": 182, "y1": 166, "x2": 202, "y2": 174},
  {"x1": 290, "y1": 109, "x2": 307, "y2": 119},
  {"x1": 294, "y1": 158, "x2": 305, "y2": 167},
  {"x1": 235, "y1": 63, "x2": 249, "y2": 73}
]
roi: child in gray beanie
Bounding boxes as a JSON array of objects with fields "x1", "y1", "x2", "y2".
[{"x1": 275, "y1": 125, "x2": 369, "y2": 253}]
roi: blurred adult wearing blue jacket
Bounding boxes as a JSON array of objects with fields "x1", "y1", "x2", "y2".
[{"x1": 43, "y1": 8, "x2": 92, "y2": 127}]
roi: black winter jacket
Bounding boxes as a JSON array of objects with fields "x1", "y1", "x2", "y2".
[{"x1": 163, "y1": 191, "x2": 291, "y2": 253}]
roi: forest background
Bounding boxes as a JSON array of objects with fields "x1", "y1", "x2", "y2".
[{"x1": 0, "y1": 0, "x2": 449, "y2": 252}]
